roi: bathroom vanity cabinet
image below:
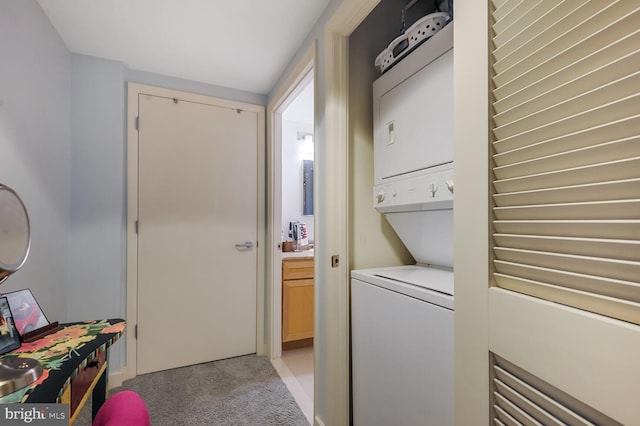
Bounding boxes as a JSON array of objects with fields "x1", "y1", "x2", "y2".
[{"x1": 282, "y1": 257, "x2": 314, "y2": 343}]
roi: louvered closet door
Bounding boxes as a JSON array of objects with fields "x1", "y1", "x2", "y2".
[{"x1": 488, "y1": 1, "x2": 640, "y2": 424}]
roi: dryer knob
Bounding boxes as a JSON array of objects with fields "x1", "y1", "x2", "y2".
[
  {"x1": 376, "y1": 190, "x2": 385, "y2": 203},
  {"x1": 446, "y1": 180, "x2": 454, "y2": 193},
  {"x1": 429, "y1": 183, "x2": 438, "y2": 197}
]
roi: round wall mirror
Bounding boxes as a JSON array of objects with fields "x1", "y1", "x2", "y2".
[
  {"x1": 0, "y1": 184, "x2": 31, "y2": 284},
  {"x1": 0, "y1": 183, "x2": 41, "y2": 398}
]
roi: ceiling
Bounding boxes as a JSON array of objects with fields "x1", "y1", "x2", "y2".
[{"x1": 37, "y1": 0, "x2": 330, "y2": 95}]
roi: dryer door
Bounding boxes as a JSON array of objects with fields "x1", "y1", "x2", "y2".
[{"x1": 376, "y1": 48, "x2": 453, "y2": 182}]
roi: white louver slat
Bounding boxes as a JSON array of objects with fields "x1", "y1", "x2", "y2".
[
  {"x1": 491, "y1": 355, "x2": 620, "y2": 425},
  {"x1": 493, "y1": 4, "x2": 639, "y2": 88},
  {"x1": 490, "y1": 0, "x2": 640, "y2": 325}
]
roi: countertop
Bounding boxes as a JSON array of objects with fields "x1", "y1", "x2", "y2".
[{"x1": 281, "y1": 249, "x2": 314, "y2": 259}]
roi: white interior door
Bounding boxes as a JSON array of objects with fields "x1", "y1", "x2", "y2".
[{"x1": 136, "y1": 93, "x2": 258, "y2": 374}]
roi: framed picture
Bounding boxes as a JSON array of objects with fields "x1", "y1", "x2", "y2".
[
  {"x1": 0, "y1": 296, "x2": 21, "y2": 355},
  {"x1": 3, "y1": 288, "x2": 50, "y2": 335}
]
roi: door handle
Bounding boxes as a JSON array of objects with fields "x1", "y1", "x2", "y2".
[{"x1": 235, "y1": 241, "x2": 254, "y2": 249}]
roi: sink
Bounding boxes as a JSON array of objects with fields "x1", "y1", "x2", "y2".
[{"x1": 282, "y1": 248, "x2": 314, "y2": 259}]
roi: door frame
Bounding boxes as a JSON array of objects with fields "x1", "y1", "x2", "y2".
[
  {"x1": 314, "y1": 1, "x2": 380, "y2": 425},
  {"x1": 453, "y1": 1, "x2": 490, "y2": 422},
  {"x1": 266, "y1": 45, "x2": 315, "y2": 361},
  {"x1": 125, "y1": 83, "x2": 266, "y2": 380}
]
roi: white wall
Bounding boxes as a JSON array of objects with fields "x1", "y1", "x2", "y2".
[
  {"x1": 281, "y1": 120, "x2": 315, "y2": 243},
  {"x1": 0, "y1": 0, "x2": 71, "y2": 322},
  {"x1": 348, "y1": 0, "x2": 415, "y2": 270},
  {"x1": 281, "y1": 78, "x2": 315, "y2": 244},
  {"x1": 69, "y1": 53, "x2": 127, "y2": 369},
  {"x1": 125, "y1": 69, "x2": 266, "y2": 106}
]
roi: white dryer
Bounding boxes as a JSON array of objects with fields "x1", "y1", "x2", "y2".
[{"x1": 351, "y1": 22, "x2": 454, "y2": 426}]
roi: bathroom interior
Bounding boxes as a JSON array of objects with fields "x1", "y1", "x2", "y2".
[{"x1": 277, "y1": 76, "x2": 315, "y2": 415}]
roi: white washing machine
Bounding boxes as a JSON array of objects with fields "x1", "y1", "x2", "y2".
[
  {"x1": 351, "y1": 265, "x2": 453, "y2": 426},
  {"x1": 351, "y1": 22, "x2": 454, "y2": 426}
]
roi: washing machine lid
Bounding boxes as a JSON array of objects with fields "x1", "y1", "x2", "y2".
[
  {"x1": 374, "y1": 265, "x2": 453, "y2": 296},
  {"x1": 352, "y1": 265, "x2": 454, "y2": 309}
]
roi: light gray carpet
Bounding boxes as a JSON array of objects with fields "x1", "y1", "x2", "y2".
[{"x1": 74, "y1": 354, "x2": 309, "y2": 426}]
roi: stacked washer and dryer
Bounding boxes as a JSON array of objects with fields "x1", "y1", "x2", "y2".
[{"x1": 351, "y1": 22, "x2": 454, "y2": 426}]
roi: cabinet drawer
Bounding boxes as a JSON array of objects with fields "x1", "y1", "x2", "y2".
[{"x1": 282, "y1": 258, "x2": 314, "y2": 280}]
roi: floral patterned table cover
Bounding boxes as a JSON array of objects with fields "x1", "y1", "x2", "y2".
[{"x1": 0, "y1": 319, "x2": 125, "y2": 404}]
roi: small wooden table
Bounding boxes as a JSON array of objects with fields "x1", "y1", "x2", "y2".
[{"x1": 0, "y1": 319, "x2": 125, "y2": 424}]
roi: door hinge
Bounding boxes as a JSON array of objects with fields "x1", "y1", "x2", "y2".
[
  {"x1": 135, "y1": 220, "x2": 139, "y2": 234},
  {"x1": 135, "y1": 116, "x2": 139, "y2": 130},
  {"x1": 134, "y1": 324, "x2": 138, "y2": 339}
]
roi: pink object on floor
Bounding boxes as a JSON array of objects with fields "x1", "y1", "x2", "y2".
[{"x1": 92, "y1": 390, "x2": 150, "y2": 426}]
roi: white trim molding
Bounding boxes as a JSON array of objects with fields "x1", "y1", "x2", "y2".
[
  {"x1": 266, "y1": 43, "x2": 316, "y2": 362},
  {"x1": 315, "y1": 1, "x2": 379, "y2": 425}
]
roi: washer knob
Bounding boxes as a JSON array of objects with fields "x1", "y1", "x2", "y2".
[{"x1": 376, "y1": 190, "x2": 385, "y2": 203}]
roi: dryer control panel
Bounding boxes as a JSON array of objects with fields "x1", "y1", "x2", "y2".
[{"x1": 374, "y1": 163, "x2": 453, "y2": 213}]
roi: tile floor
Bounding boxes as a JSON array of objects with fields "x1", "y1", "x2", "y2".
[{"x1": 271, "y1": 346, "x2": 314, "y2": 424}]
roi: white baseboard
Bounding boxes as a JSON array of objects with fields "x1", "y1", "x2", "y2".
[{"x1": 108, "y1": 368, "x2": 124, "y2": 390}]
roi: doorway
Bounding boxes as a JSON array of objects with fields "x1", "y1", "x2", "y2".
[
  {"x1": 267, "y1": 47, "x2": 315, "y2": 423},
  {"x1": 280, "y1": 73, "x2": 315, "y2": 405},
  {"x1": 126, "y1": 83, "x2": 266, "y2": 379}
]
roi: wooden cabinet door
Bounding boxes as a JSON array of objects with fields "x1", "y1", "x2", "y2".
[{"x1": 282, "y1": 278, "x2": 314, "y2": 342}]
